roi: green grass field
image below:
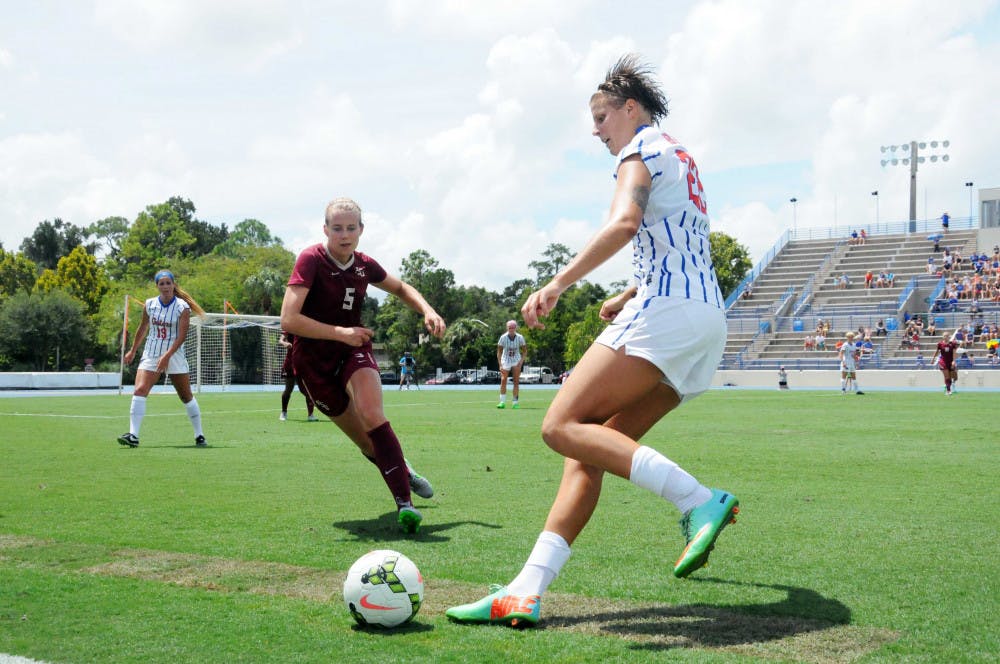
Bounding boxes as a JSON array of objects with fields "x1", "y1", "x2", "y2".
[{"x1": 1, "y1": 388, "x2": 997, "y2": 663}]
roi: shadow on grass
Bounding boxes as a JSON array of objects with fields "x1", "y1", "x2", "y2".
[
  {"x1": 332, "y1": 510, "x2": 501, "y2": 544},
  {"x1": 545, "y1": 578, "x2": 852, "y2": 652},
  {"x1": 349, "y1": 621, "x2": 434, "y2": 636}
]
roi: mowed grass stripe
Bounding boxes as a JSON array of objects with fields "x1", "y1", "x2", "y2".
[{"x1": 0, "y1": 534, "x2": 897, "y2": 662}]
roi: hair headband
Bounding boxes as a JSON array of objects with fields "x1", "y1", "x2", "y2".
[{"x1": 154, "y1": 270, "x2": 175, "y2": 284}]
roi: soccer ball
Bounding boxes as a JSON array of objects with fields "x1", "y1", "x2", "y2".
[{"x1": 343, "y1": 550, "x2": 424, "y2": 628}]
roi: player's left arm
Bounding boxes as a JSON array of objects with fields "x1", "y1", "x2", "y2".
[{"x1": 375, "y1": 274, "x2": 446, "y2": 338}]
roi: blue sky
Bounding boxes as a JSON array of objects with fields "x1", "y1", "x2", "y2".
[{"x1": 2, "y1": 0, "x2": 998, "y2": 292}]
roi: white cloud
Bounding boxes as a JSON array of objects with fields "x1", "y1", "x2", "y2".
[
  {"x1": 93, "y1": 0, "x2": 303, "y2": 67},
  {"x1": 1, "y1": 0, "x2": 998, "y2": 295}
]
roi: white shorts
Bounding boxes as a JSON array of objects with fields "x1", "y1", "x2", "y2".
[
  {"x1": 138, "y1": 352, "x2": 190, "y2": 375},
  {"x1": 501, "y1": 360, "x2": 521, "y2": 372},
  {"x1": 595, "y1": 296, "x2": 725, "y2": 401}
]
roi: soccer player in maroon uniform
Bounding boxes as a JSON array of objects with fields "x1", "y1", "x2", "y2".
[
  {"x1": 931, "y1": 330, "x2": 961, "y2": 395},
  {"x1": 280, "y1": 197, "x2": 445, "y2": 533},
  {"x1": 278, "y1": 331, "x2": 317, "y2": 422}
]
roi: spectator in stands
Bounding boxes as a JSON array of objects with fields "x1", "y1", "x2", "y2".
[
  {"x1": 859, "y1": 229, "x2": 867, "y2": 244},
  {"x1": 837, "y1": 273, "x2": 850, "y2": 289},
  {"x1": 970, "y1": 298, "x2": 981, "y2": 314},
  {"x1": 941, "y1": 211, "x2": 950, "y2": 233},
  {"x1": 926, "y1": 318, "x2": 937, "y2": 336},
  {"x1": 849, "y1": 230, "x2": 860, "y2": 245},
  {"x1": 942, "y1": 250, "x2": 953, "y2": 276},
  {"x1": 861, "y1": 338, "x2": 874, "y2": 358},
  {"x1": 875, "y1": 319, "x2": 887, "y2": 337},
  {"x1": 927, "y1": 256, "x2": 936, "y2": 274},
  {"x1": 875, "y1": 271, "x2": 888, "y2": 288},
  {"x1": 815, "y1": 320, "x2": 825, "y2": 335},
  {"x1": 741, "y1": 286, "x2": 753, "y2": 300},
  {"x1": 864, "y1": 270, "x2": 874, "y2": 289},
  {"x1": 957, "y1": 351, "x2": 975, "y2": 369},
  {"x1": 886, "y1": 271, "x2": 895, "y2": 287},
  {"x1": 986, "y1": 336, "x2": 999, "y2": 365},
  {"x1": 803, "y1": 334, "x2": 815, "y2": 351},
  {"x1": 915, "y1": 351, "x2": 927, "y2": 369},
  {"x1": 815, "y1": 331, "x2": 826, "y2": 351},
  {"x1": 862, "y1": 326, "x2": 873, "y2": 342}
]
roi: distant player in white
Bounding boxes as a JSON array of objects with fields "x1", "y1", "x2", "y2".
[
  {"x1": 448, "y1": 55, "x2": 738, "y2": 627},
  {"x1": 838, "y1": 332, "x2": 864, "y2": 395},
  {"x1": 496, "y1": 320, "x2": 526, "y2": 409},
  {"x1": 117, "y1": 270, "x2": 208, "y2": 448}
]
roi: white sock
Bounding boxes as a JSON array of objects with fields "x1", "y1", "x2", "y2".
[
  {"x1": 129, "y1": 396, "x2": 146, "y2": 436},
  {"x1": 630, "y1": 445, "x2": 711, "y2": 514},
  {"x1": 185, "y1": 398, "x2": 203, "y2": 436},
  {"x1": 853, "y1": 380, "x2": 862, "y2": 392},
  {"x1": 507, "y1": 531, "x2": 571, "y2": 597}
]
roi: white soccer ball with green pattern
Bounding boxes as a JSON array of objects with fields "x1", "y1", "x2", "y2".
[{"x1": 343, "y1": 550, "x2": 424, "y2": 628}]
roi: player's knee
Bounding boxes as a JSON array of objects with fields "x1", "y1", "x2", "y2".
[{"x1": 540, "y1": 414, "x2": 572, "y2": 454}]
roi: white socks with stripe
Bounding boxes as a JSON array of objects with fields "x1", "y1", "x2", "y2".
[
  {"x1": 185, "y1": 398, "x2": 203, "y2": 437},
  {"x1": 629, "y1": 445, "x2": 711, "y2": 514},
  {"x1": 506, "y1": 531, "x2": 571, "y2": 597},
  {"x1": 129, "y1": 396, "x2": 146, "y2": 436}
]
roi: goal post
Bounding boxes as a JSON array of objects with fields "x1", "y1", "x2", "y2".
[
  {"x1": 118, "y1": 306, "x2": 287, "y2": 393},
  {"x1": 186, "y1": 312, "x2": 285, "y2": 392}
]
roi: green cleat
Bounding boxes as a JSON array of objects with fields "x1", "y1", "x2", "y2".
[
  {"x1": 397, "y1": 505, "x2": 422, "y2": 534},
  {"x1": 496, "y1": 402, "x2": 505, "y2": 409},
  {"x1": 673, "y1": 489, "x2": 739, "y2": 578},
  {"x1": 445, "y1": 585, "x2": 540, "y2": 627},
  {"x1": 512, "y1": 402, "x2": 519, "y2": 409}
]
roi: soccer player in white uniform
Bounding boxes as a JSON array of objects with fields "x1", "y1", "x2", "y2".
[
  {"x1": 117, "y1": 270, "x2": 208, "y2": 448},
  {"x1": 496, "y1": 320, "x2": 526, "y2": 409},
  {"x1": 448, "y1": 54, "x2": 739, "y2": 627},
  {"x1": 839, "y1": 332, "x2": 864, "y2": 395}
]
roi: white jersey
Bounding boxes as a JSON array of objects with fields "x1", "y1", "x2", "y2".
[
  {"x1": 142, "y1": 295, "x2": 191, "y2": 360},
  {"x1": 497, "y1": 333, "x2": 526, "y2": 368},
  {"x1": 617, "y1": 126, "x2": 723, "y2": 308},
  {"x1": 840, "y1": 344, "x2": 858, "y2": 371}
]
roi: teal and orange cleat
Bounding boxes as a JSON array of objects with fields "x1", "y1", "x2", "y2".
[
  {"x1": 397, "y1": 505, "x2": 423, "y2": 534},
  {"x1": 445, "y1": 585, "x2": 540, "y2": 627},
  {"x1": 673, "y1": 489, "x2": 739, "y2": 578}
]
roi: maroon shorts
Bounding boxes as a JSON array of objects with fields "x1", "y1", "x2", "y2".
[{"x1": 292, "y1": 339, "x2": 378, "y2": 417}]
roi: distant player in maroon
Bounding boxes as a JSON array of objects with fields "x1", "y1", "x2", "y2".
[
  {"x1": 931, "y1": 330, "x2": 961, "y2": 395},
  {"x1": 278, "y1": 331, "x2": 316, "y2": 421},
  {"x1": 281, "y1": 197, "x2": 446, "y2": 534}
]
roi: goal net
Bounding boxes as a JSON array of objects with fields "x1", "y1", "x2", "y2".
[{"x1": 184, "y1": 312, "x2": 285, "y2": 391}]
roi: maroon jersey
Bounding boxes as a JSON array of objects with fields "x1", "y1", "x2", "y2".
[
  {"x1": 287, "y1": 244, "x2": 387, "y2": 327},
  {"x1": 287, "y1": 245, "x2": 386, "y2": 415},
  {"x1": 936, "y1": 340, "x2": 959, "y2": 368}
]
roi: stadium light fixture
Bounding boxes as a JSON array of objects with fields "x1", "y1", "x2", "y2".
[
  {"x1": 871, "y1": 190, "x2": 879, "y2": 225},
  {"x1": 789, "y1": 197, "x2": 798, "y2": 232},
  {"x1": 965, "y1": 182, "x2": 975, "y2": 224},
  {"x1": 879, "y1": 139, "x2": 950, "y2": 226}
]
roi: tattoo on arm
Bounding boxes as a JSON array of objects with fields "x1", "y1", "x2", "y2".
[{"x1": 631, "y1": 185, "x2": 650, "y2": 212}]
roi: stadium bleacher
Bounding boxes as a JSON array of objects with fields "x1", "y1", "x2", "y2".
[{"x1": 724, "y1": 223, "x2": 999, "y2": 371}]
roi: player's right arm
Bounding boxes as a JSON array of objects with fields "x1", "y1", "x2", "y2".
[
  {"x1": 280, "y1": 285, "x2": 373, "y2": 347},
  {"x1": 124, "y1": 309, "x2": 150, "y2": 364}
]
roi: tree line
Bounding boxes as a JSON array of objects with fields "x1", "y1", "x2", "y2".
[{"x1": 0, "y1": 197, "x2": 752, "y2": 376}]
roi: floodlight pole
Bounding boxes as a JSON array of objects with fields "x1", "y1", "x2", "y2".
[
  {"x1": 879, "y1": 139, "x2": 949, "y2": 231},
  {"x1": 965, "y1": 182, "x2": 975, "y2": 224}
]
